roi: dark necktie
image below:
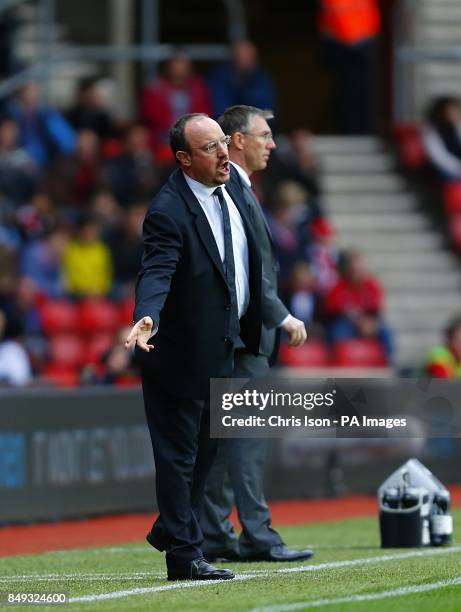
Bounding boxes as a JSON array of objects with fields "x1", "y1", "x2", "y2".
[{"x1": 213, "y1": 186, "x2": 240, "y2": 337}]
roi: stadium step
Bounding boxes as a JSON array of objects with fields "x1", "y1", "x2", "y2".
[
  {"x1": 332, "y1": 213, "x2": 429, "y2": 232},
  {"x1": 336, "y1": 232, "x2": 444, "y2": 251},
  {"x1": 324, "y1": 193, "x2": 417, "y2": 214},
  {"x1": 380, "y1": 272, "x2": 461, "y2": 291},
  {"x1": 314, "y1": 133, "x2": 461, "y2": 367},
  {"x1": 321, "y1": 174, "x2": 406, "y2": 194},
  {"x1": 387, "y1": 293, "x2": 461, "y2": 310},
  {"x1": 366, "y1": 252, "x2": 459, "y2": 273},
  {"x1": 320, "y1": 153, "x2": 395, "y2": 174},
  {"x1": 312, "y1": 136, "x2": 383, "y2": 155}
]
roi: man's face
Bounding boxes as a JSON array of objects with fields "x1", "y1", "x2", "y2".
[
  {"x1": 242, "y1": 115, "x2": 276, "y2": 173},
  {"x1": 450, "y1": 326, "x2": 461, "y2": 355},
  {"x1": 180, "y1": 117, "x2": 230, "y2": 186}
]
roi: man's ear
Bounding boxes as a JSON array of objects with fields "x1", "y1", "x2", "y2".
[
  {"x1": 233, "y1": 132, "x2": 245, "y2": 151},
  {"x1": 176, "y1": 150, "x2": 191, "y2": 166}
]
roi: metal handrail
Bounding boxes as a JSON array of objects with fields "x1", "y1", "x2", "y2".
[
  {"x1": 0, "y1": 0, "x2": 25, "y2": 15},
  {"x1": 0, "y1": 43, "x2": 231, "y2": 99},
  {"x1": 0, "y1": 0, "x2": 244, "y2": 102}
]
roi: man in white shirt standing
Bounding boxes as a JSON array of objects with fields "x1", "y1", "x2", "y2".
[
  {"x1": 126, "y1": 113, "x2": 263, "y2": 581},
  {"x1": 201, "y1": 105, "x2": 313, "y2": 562}
]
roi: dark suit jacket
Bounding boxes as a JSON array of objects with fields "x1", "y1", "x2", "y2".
[
  {"x1": 231, "y1": 167, "x2": 289, "y2": 357},
  {"x1": 134, "y1": 168, "x2": 262, "y2": 399}
]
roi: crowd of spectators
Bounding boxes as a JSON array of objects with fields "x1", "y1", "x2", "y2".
[{"x1": 0, "y1": 41, "x2": 394, "y2": 387}]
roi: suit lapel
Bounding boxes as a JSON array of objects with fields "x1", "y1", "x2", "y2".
[
  {"x1": 174, "y1": 170, "x2": 227, "y2": 285},
  {"x1": 243, "y1": 182, "x2": 275, "y2": 246},
  {"x1": 232, "y1": 167, "x2": 276, "y2": 250}
]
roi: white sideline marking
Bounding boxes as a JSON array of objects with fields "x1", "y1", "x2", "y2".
[
  {"x1": 0, "y1": 571, "x2": 164, "y2": 582},
  {"x1": 51, "y1": 546, "x2": 154, "y2": 555},
  {"x1": 68, "y1": 546, "x2": 461, "y2": 604},
  {"x1": 252, "y1": 576, "x2": 461, "y2": 611}
]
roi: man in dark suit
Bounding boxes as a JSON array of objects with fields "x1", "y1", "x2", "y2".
[
  {"x1": 201, "y1": 105, "x2": 313, "y2": 562},
  {"x1": 125, "y1": 113, "x2": 262, "y2": 580}
]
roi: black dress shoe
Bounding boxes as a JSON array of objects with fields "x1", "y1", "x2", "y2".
[
  {"x1": 167, "y1": 557, "x2": 235, "y2": 581},
  {"x1": 242, "y1": 544, "x2": 313, "y2": 562},
  {"x1": 202, "y1": 549, "x2": 241, "y2": 563}
]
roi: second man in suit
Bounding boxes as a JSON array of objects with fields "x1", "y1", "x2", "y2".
[{"x1": 201, "y1": 105, "x2": 313, "y2": 562}]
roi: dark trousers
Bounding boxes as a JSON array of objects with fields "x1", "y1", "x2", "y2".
[
  {"x1": 201, "y1": 351, "x2": 283, "y2": 555},
  {"x1": 142, "y1": 376, "x2": 218, "y2": 568},
  {"x1": 324, "y1": 38, "x2": 377, "y2": 135}
]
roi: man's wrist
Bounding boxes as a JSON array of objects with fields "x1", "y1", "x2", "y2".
[{"x1": 279, "y1": 314, "x2": 291, "y2": 328}]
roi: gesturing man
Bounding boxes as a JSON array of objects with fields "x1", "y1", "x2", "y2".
[
  {"x1": 201, "y1": 105, "x2": 312, "y2": 563},
  {"x1": 125, "y1": 113, "x2": 262, "y2": 581}
]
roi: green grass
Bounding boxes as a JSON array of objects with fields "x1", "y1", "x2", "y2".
[{"x1": 1, "y1": 511, "x2": 460, "y2": 611}]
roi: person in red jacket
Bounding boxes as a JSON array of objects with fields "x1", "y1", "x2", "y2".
[
  {"x1": 324, "y1": 249, "x2": 392, "y2": 359},
  {"x1": 140, "y1": 54, "x2": 212, "y2": 162}
]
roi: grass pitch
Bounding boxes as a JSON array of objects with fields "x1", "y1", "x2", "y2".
[{"x1": 1, "y1": 511, "x2": 460, "y2": 611}]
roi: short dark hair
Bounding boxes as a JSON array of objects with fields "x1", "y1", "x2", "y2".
[
  {"x1": 445, "y1": 315, "x2": 461, "y2": 341},
  {"x1": 169, "y1": 113, "x2": 209, "y2": 161},
  {"x1": 217, "y1": 105, "x2": 274, "y2": 137}
]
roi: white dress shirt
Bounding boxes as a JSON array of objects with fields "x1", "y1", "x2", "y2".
[{"x1": 184, "y1": 173, "x2": 250, "y2": 318}]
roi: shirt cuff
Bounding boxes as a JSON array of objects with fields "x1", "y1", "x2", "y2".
[{"x1": 278, "y1": 314, "x2": 291, "y2": 328}]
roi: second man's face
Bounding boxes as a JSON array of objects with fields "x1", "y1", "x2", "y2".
[{"x1": 243, "y1": 115, "x2": 276, "y2": 173}]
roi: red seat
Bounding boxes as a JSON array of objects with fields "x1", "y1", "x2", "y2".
[
  {"x1": 393, "y1": 123, "x2": 426, "y2": 170},
  {"x1": 444, "y1": 181, "x2": 461, "y2": 214},
  {"x1": 278, "y1": 340, "x2": 330, "y2": 367},
  {"x1": 49, "y1": 334, "x2": 85, "y2": 367},
  {"x1": 42, "y1": 363, "x2": 79, "y2": 387},
  {"x1": 114, "y1": 374, "x2": 142, "y2": 387},
  {"x1": 331, "y1": 339, "x2": 387, "y2": 367},
  {"x1": 118, "y1": 297, "x2": 135, "y2": 326},
  {"x1": 448, "y1": 213, "x2": 461, "y2": 251},
  {"x1": 84, "y1": 332, "x2": 115, "y2": 364},
  {"x1": 78, "y1": 298, "x2": 120, "y2": 335},
  {"x1": 39, "y1": 300, "x2": 79, "y2": 335}
]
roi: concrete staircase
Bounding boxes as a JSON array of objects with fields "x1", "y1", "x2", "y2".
[
  {"x1": 400, "y1": 0, "x2": 461, "y2": 118},
  {"x1": 313, "y1": 135, "x2": 461, "y2": 369},
  {"x1": 10, "y1": 1, "x2": 98, "y2": 107}
]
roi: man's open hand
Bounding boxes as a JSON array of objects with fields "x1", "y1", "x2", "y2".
[
  {"x1": 125, "y1": 316, "x2": 155, "y2": 352},
  {"x1": 282, "y1": 315, "x2": 307, "y2": 347}
]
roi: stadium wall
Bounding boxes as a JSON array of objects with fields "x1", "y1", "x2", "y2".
[{"x1": 1, "y1": 388, "x2": 460, "y2": 524}]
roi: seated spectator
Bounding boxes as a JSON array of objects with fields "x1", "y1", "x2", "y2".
[
  {"x1": 101, "y1": 327, "x2": 139, "y2": 385},
  {"x1": 21, "y1": 226, "x2": 69, "y2": 298},
  {"x1": 422, "y1": 96, "x2": 461, "y2": 180},
  {"x1": 0, "y1": 309, "x2": 32, "y2": 386},
  {"x1": 105, "y1": 202, "x2": 147, "y2": 296},
  {"x1": 47, "y1": 128, "x2": 103, "y2": 208},
  {"x1": 284, "y1": 260, "x2": 316, "y2": 326},
  {"x1": 424, "y1": 315, "x2": 461, "y2": 377},
  {"x1": 266, "y1": 180, "x2": 311, "y2": 283},
  {"x1": 0, "y1": 117, "x2": 39, "y2": 203},
  {"x1": 308, "y1": 217, "x2": 339, "y2": 297},
  {"x1": 66, "y1": 77, "x2": 119, "y2": 139},
  {"x1": 263, "y1": 130, "x2": 320, "y2": 202},
  {"x1": 141, "y1": 54, "x2": 212, "y2": 160},
  {"x1": 17, "y1": 191, "x2": 58, "y2": 241},
  {"x1": 90, "y1": 188, "x2": 124, "y2": 241},
  {"x1": 324, "y1": 249, "x2": 392, "y2": 359},
  {"x1": 62, "y1": 214, "x2": 113, "y2": 297},
  {"x1": 6, "y1": 81, "x2": 76, "y2": 167},
  {"x1": 104, "y1": 124, "x2": 159, "y2": 206},
  {"x1": 0, "y1": 194, "x2": 22, "y2": 252},
  {"x1": 208, "y1": 40, "x2": 276, "y2": 118}
]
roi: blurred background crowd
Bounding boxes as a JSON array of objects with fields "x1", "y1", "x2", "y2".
[{"x1": 1, "y1": 0, "x2": 461, "y2": 387}]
